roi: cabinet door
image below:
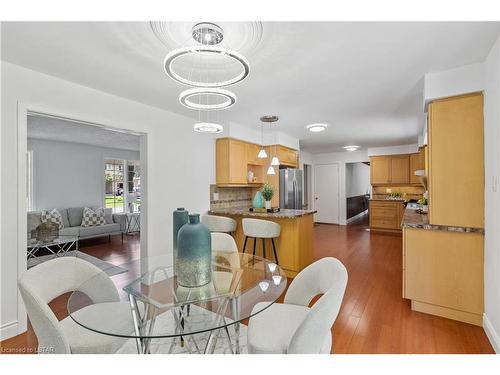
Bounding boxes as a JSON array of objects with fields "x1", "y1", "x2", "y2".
[
  {"x1": 246, "y1": 143, "x2": 265, "y2": 166},
  {"x1": 277, "y1": 146, "x2": 298, "y2": 167},
  {"x1": 410, "y1": 149, "x2": 425, "y2": 184},
  {"x1": 428, "y1": 93, "x2": 484, "y2": 228},
  {"x1": 369, "y1": 202, "x2": 399, "y2": 229},
  {"x1": 390, "y1": 155, "x2": 409, "y2": 184},
  {"x1": 370, "y1": 157, "x2": 391, "y2": 184},
  {"x1": 229, "y1": 140, "x2": 248, "y2": 184}
]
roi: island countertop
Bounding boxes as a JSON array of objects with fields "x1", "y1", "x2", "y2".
[
  {"x1": 401, "y1": 207, "x2": 484, "y2": 234},
  {"x1": 208, "y1": 207, "x2": 316, "y2": 219}
]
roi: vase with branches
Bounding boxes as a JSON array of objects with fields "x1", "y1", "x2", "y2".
[{"x1": 261, "y1": 183, "x2": 274, "y2": 210}]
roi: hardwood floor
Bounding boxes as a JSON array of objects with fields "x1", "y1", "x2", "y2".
[{"x1": 0, "y1": 219, "x2": 494, "y2": 354}]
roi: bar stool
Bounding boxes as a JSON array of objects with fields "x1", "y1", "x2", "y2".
[
  {"x1": 242, "y1": 218, "x2": 280, "y2": 265},
  {"x1": 201, "y1": 214, "x2": 237, "y2": 234}
]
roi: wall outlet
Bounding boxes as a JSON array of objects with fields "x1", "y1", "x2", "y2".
[
  {"x1": 386, "y1": 188, "x2": 392, "y2": 194},
  {"x1": 213, "y1": 192, "x2": 219, "y2": 201}
]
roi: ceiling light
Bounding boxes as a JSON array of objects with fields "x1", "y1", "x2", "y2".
[
  {"x1": 164, "y1": 45, "x2": 250, "y2": 87},
  {"x1": 179, "y1": 88, "x2": 236, "y2": 111},
  {"x1": 193, "y1": 122, "x2": 223, "y2": 133},
  {"x1": 306, "y1": 123, "x2": 328, "y2": 133},
  {"x1": 271, "y1": 156, "x2": 280, "y2": 166},
  {"x1": 343, "y1": 145, "x2": 360, "y2": 152},
  {"x1": 258, "y1": 148, "x2": 268, "y2": 158},
  {"x1": 267, "y1": 166, "x2": 276, "y2": 175},
  {"x1": 191, "y1": 23, "x2": 224, "y2": 45}
]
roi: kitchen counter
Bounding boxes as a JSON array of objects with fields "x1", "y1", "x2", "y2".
[
  {"x1": 208, "y1": 207, "x2": 316, "y2": 219},
  {"x1": 401, "y1": 207, "x2": 484, "y2": 233}
]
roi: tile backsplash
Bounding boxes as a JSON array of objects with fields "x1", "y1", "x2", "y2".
[
  {"x1": 372, "y1": 185, "x2": 425, "y2": 200},
  {"x1": 210, "y1": 185, "x2": 252, "y2": 209}
]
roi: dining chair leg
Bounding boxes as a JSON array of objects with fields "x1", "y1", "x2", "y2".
[
  {"x1": 242, "y1": 236, "x2": 248, "y2": 253},
  {"x1": 253, "y1": 237, "x2": 257, "y2": 257},
  {"x1": 262, "y1": 238, "x2": 266, "y2": 259},
  {"x1": 271, "y1": 238, "x2": 279, "y2": 265}
]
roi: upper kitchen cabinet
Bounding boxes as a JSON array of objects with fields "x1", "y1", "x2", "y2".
[
  {"x1": 216, "y1": 138, "x2": 248, "y2": 185},
  {"x1": 428, "y1": 92, "x2": 484, "y2": 228},
  {"x1": 246, "y1": 143, "x2": 266, "y2": 166},
  {"x1": 409, "y1": 148, "x2": 425, "y2": 184},
  {"x1": 276, "y1": 145, "x2": 299, "y2": 167},
  {"x1": 370, "y1": 155, "x2": 409, "y2": 185}
]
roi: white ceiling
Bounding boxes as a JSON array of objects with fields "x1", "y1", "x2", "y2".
[
  {"x1": 28, "y1": 114, "x2": 141, "y2": 151},
  {"x1": 3, "y1": 22, "x2": 499, "y2": 153}
]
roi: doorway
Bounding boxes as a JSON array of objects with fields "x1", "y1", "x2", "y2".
[{"x1": 313, "y1": 163, "x2": 340, "y2": 224}]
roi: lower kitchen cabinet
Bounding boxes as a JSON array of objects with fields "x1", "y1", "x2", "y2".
[
  {"x1": 402, "y1": 227, "x2": 484, "y2": 326},
  {"x1": 369, "y1": 200, "x2": 405, "y2": 233}
]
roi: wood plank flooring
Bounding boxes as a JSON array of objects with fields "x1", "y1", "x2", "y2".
[{"x1": 0, "y1": 219, "x2": 494, "y2": 354}]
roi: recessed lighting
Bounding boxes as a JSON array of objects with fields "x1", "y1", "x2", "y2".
[
  {"x1": 306, "y1": 123, "x2": 328, "y2": 132},
  {"x1": 193, "y1": 122, "x2": 223, "y2": 133},
  {"x1": 343, "y1": 145, "x2": 360, "y2": 152}
]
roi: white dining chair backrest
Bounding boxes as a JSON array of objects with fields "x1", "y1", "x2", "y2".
[
  {"x1": 211, "y1": 232, "x2": 238, "y2": 253},
  {"x1": 202, "y1": 214, "x2": 237, "y2": 233},
  {"x1": 242, "y1": 218, "x2": 281, "y2": 238},
  {"x1": 284, "y1": 257, "x2": 348, "y2": 354},
  {"x1": 18, "y1": 257, "x2": 119, "y2": 354}
]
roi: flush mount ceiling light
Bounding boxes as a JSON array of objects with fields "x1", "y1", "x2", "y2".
[
  {"x1": 179, "y1": 88, "x2": 237, "y2": 111},
  {"x1": 164, "y1": 46, "x2": 250, "y2": 87},
  {"x1": 193, "y1": 122, "x2": 223, "y2": 133},
  {"x1": 306, "y1": 123, "x2": 328, "y2": 133},
  {"x1": 191, "y1": 22, "x2": 224, "y2": 45},
  {"x1": 343, "y1": 145, "x2": 360, "y2": 152}
]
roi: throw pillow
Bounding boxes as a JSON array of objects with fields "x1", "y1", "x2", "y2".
[
  {"x1": 81, "y1": 207, "x2": 106, "y2": 227},
  {"x1": 40, "y1": 208, "x2": 64, "y2": 229}
]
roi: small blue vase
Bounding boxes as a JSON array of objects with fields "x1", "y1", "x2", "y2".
[
  {"x1": 173, "y1": 208, "x2": 189, "y2": 276},
  {"x1": 253, "y1": 191, "x2": 264, "y2": 208},
  {"x1": 176, "y1": 214, "x2": 212, "y2": 287}
]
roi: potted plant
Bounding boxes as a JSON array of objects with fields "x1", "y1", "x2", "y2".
[{"x1": 261, "y1": 183, "x2": 274, "y2": 210}]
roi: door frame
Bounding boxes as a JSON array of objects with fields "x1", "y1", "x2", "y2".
[{"x1": 313, "y1": 162, "x2": 341, "y2": 224}]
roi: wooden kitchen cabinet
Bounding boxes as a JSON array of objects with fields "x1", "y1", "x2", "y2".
[
  {"x1": 246, "y1": 143, "x2": 266, "y2": 166},
  {"x1": 369, "y1": 200, "x2": 405, "y2": 233},
  {"x1": 276, "y1": 145, "x2": 298, "y2": 167},
  {"x1": 390, "y1": 155, "x2": 410, "y2": 184},
  {"x1": 370, "y1": 156, "x2": 391, "y2": 184},
  {"x1": 216, "y1": 138, "x2": 248, "y2": 185},
  {"x1": 409, "y1": 148, "x2": 425, "y2": 184},
  {"x1": 428, "y1": 93, "x2": 484, "y2": 228}
]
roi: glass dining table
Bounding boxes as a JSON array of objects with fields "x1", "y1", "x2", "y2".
[{"x1": 67, "y1": 251, "x2": 287, "y2": 354}]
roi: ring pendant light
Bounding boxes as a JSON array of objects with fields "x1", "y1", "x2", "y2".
[{"x1": 179, "y1": 88, "x2": 237, "y2": 110}]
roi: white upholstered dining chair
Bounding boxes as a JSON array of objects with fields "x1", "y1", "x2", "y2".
[
  {"x1": 247, "y1": 257, "x2": 348, "y2": 354},
  {"x1": 18, "y1": 257, "x2": 132, "y2": 354},
  {"x1": 202, "y1": 214, "x2": 237, "y2": 234}
]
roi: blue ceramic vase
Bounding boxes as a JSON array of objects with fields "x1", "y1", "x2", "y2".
[
  {"x1": 176, "y1": 214, "x2": 212, "y2": 287},
  {"x1": 173, "y1": 208, "x2": 189, "y2": 276},
  {"x1": 253, "y1": 191, "x2": 264, "y2": 208}
]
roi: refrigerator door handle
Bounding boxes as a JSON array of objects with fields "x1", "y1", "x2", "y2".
[{"x1": 293, "y1": 180, "x2": 298, "y2": 209}]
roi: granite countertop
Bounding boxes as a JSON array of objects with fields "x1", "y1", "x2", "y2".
[
  {"x1": 369, "y1": 198, "x2": 406, "y2": 202},
  {"x1": 401, "y1": 207, "x2": 484, "y2": 233},
  {"x1": 208, "y1": 207, "x2": 316, "y2": 219}
]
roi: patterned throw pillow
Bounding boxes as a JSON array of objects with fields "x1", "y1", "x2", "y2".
[
  {"x1": 41, "y1": 208, "x2": 64, "y2": 229},
  {"x1": 81, "y1": 207, "x2": 106, "y2": 227}
]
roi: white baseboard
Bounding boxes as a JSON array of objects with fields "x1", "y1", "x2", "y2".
[
  {"x1": 483, "y1": 313, "x2": 500, "y2": 353},
  {"x1": 0, "y1": 320, "x2": 19, "y2": 341},
  {"x1": 346, "y1": 210, "x2": 368, "y2": 224}
]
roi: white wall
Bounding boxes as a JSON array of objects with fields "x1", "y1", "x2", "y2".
[
  {"x1": 0, "y1": 61, "x2": 215, "y2": 339},
  {"x1": 27, "y1": 138, "x2": 139, "y2": 210},
  {"x1": 346, "y1": 162, "x2": 370, "y2": 198},
  {"x1": 367, "y1": 144, "x2": 419, "y2": 157},
  {"x1": 483, "y1": 37, "x2": 500, "y2": 353},
  {"x1": 313, "y1": 150, "x2": 369, "y2": 225}
]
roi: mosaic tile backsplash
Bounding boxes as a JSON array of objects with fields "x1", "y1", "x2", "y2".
[{"x1": 209, "y1": 185, "x2": 252, "y2": 210}]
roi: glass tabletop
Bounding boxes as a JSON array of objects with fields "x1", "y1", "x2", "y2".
[
  {"x1": 67, "y1": 252, "x2": 287, "y2": 343},
  {"x1": 27, "y1": 235, "x2": 78, "y2": 248}
]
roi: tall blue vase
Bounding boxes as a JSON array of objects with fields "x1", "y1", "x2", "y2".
[
  {"x1": 176, "y1": 214, "x2": 212, "y2": 287},
  {"x1": 253, "y1": 191, "x2": 264, "y2": 208},
  {"x1": 173, "y1": 208, "x2": 189, "y2": 276}
]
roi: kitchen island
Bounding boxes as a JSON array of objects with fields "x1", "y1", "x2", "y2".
[{"x1": 208, "y1": 207, "x2": 316, "y2": 277}]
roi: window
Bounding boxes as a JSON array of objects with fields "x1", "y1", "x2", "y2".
[
  {"x1": 104, "y1": 159, "x2": 140, "y2": 213},
  {"x1": 126, "y1": 161, "x2": 141, "y2": 213}
]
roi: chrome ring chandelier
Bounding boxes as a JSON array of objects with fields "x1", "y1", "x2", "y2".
[
  {"x1": 164, "y1": 45, "x2": 250, "y2": 88},
  {"x1": 193, "y1": 122, "x2": 224, "y2": 133},
  {"x1": 179, "y1": 88, "x2": 237, "y2": 110}
]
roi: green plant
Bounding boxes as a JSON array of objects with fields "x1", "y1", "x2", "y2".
[{"x1": 261, "y1": 183, "x2": 274, "y2": 201}]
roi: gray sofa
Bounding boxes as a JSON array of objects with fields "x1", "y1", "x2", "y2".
[{"x1": 28, "y1": 207, "x2": 127, "y2": 241}]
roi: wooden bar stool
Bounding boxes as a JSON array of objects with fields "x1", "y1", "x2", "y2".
[
  {"x1": 242, "y1": 218, "x2": 280, "y2": 265},
  {"x1": 201, "y1": 214, "x2": 237, "y2": 235}
]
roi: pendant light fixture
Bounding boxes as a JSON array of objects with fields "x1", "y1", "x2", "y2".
[
  {"x1": 260, "y1": 115, "x2": 280, "y2": 175},
  {"x1": 257, "y1": 117, "x2": 268, "y2": 159}
]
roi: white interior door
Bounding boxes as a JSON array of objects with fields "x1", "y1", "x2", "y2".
[{"x1": 314, "y1": 163, "x2": 340, "y2": 224}]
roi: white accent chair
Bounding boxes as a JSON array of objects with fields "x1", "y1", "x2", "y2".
[
  {"x1": 202, "y1": 214, "x2": 237, "y2": 234},
  {"x1": 247, "y1": 257, "x2": 348, "y2": 354},
  {"x1": 242, "y1": 218, "x2": 280, "y2": 264},
  {"x1": 18, "y1": 257, "x2": 132, "y2": 354}
]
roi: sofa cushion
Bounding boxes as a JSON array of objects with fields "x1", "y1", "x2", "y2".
[
  {"x1": 79, "y1": 223, "x2": 121, "y2": 238},
  {"x1": 56, "y1": 208, "x2": 70, "y2": 228},
  {"x1": 59, "y1": 226, "x2": 80, "y2": 237},
  {"x1": 41, "y1": 209, "x2": 64, "y2": 229},
  {"x1": 67, "y1": 207, "x2": 84, "y2": 227},
  {"x1": 94, "y1": 207, "x2": 113, "y2": 224},
  {"x1": 81, "y1": 207, "x2": 106, "y2": 227}
]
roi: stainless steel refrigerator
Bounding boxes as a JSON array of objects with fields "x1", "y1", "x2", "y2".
[{"x1": 279, "y1": 168, "x2": 303, "y2": 209}]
